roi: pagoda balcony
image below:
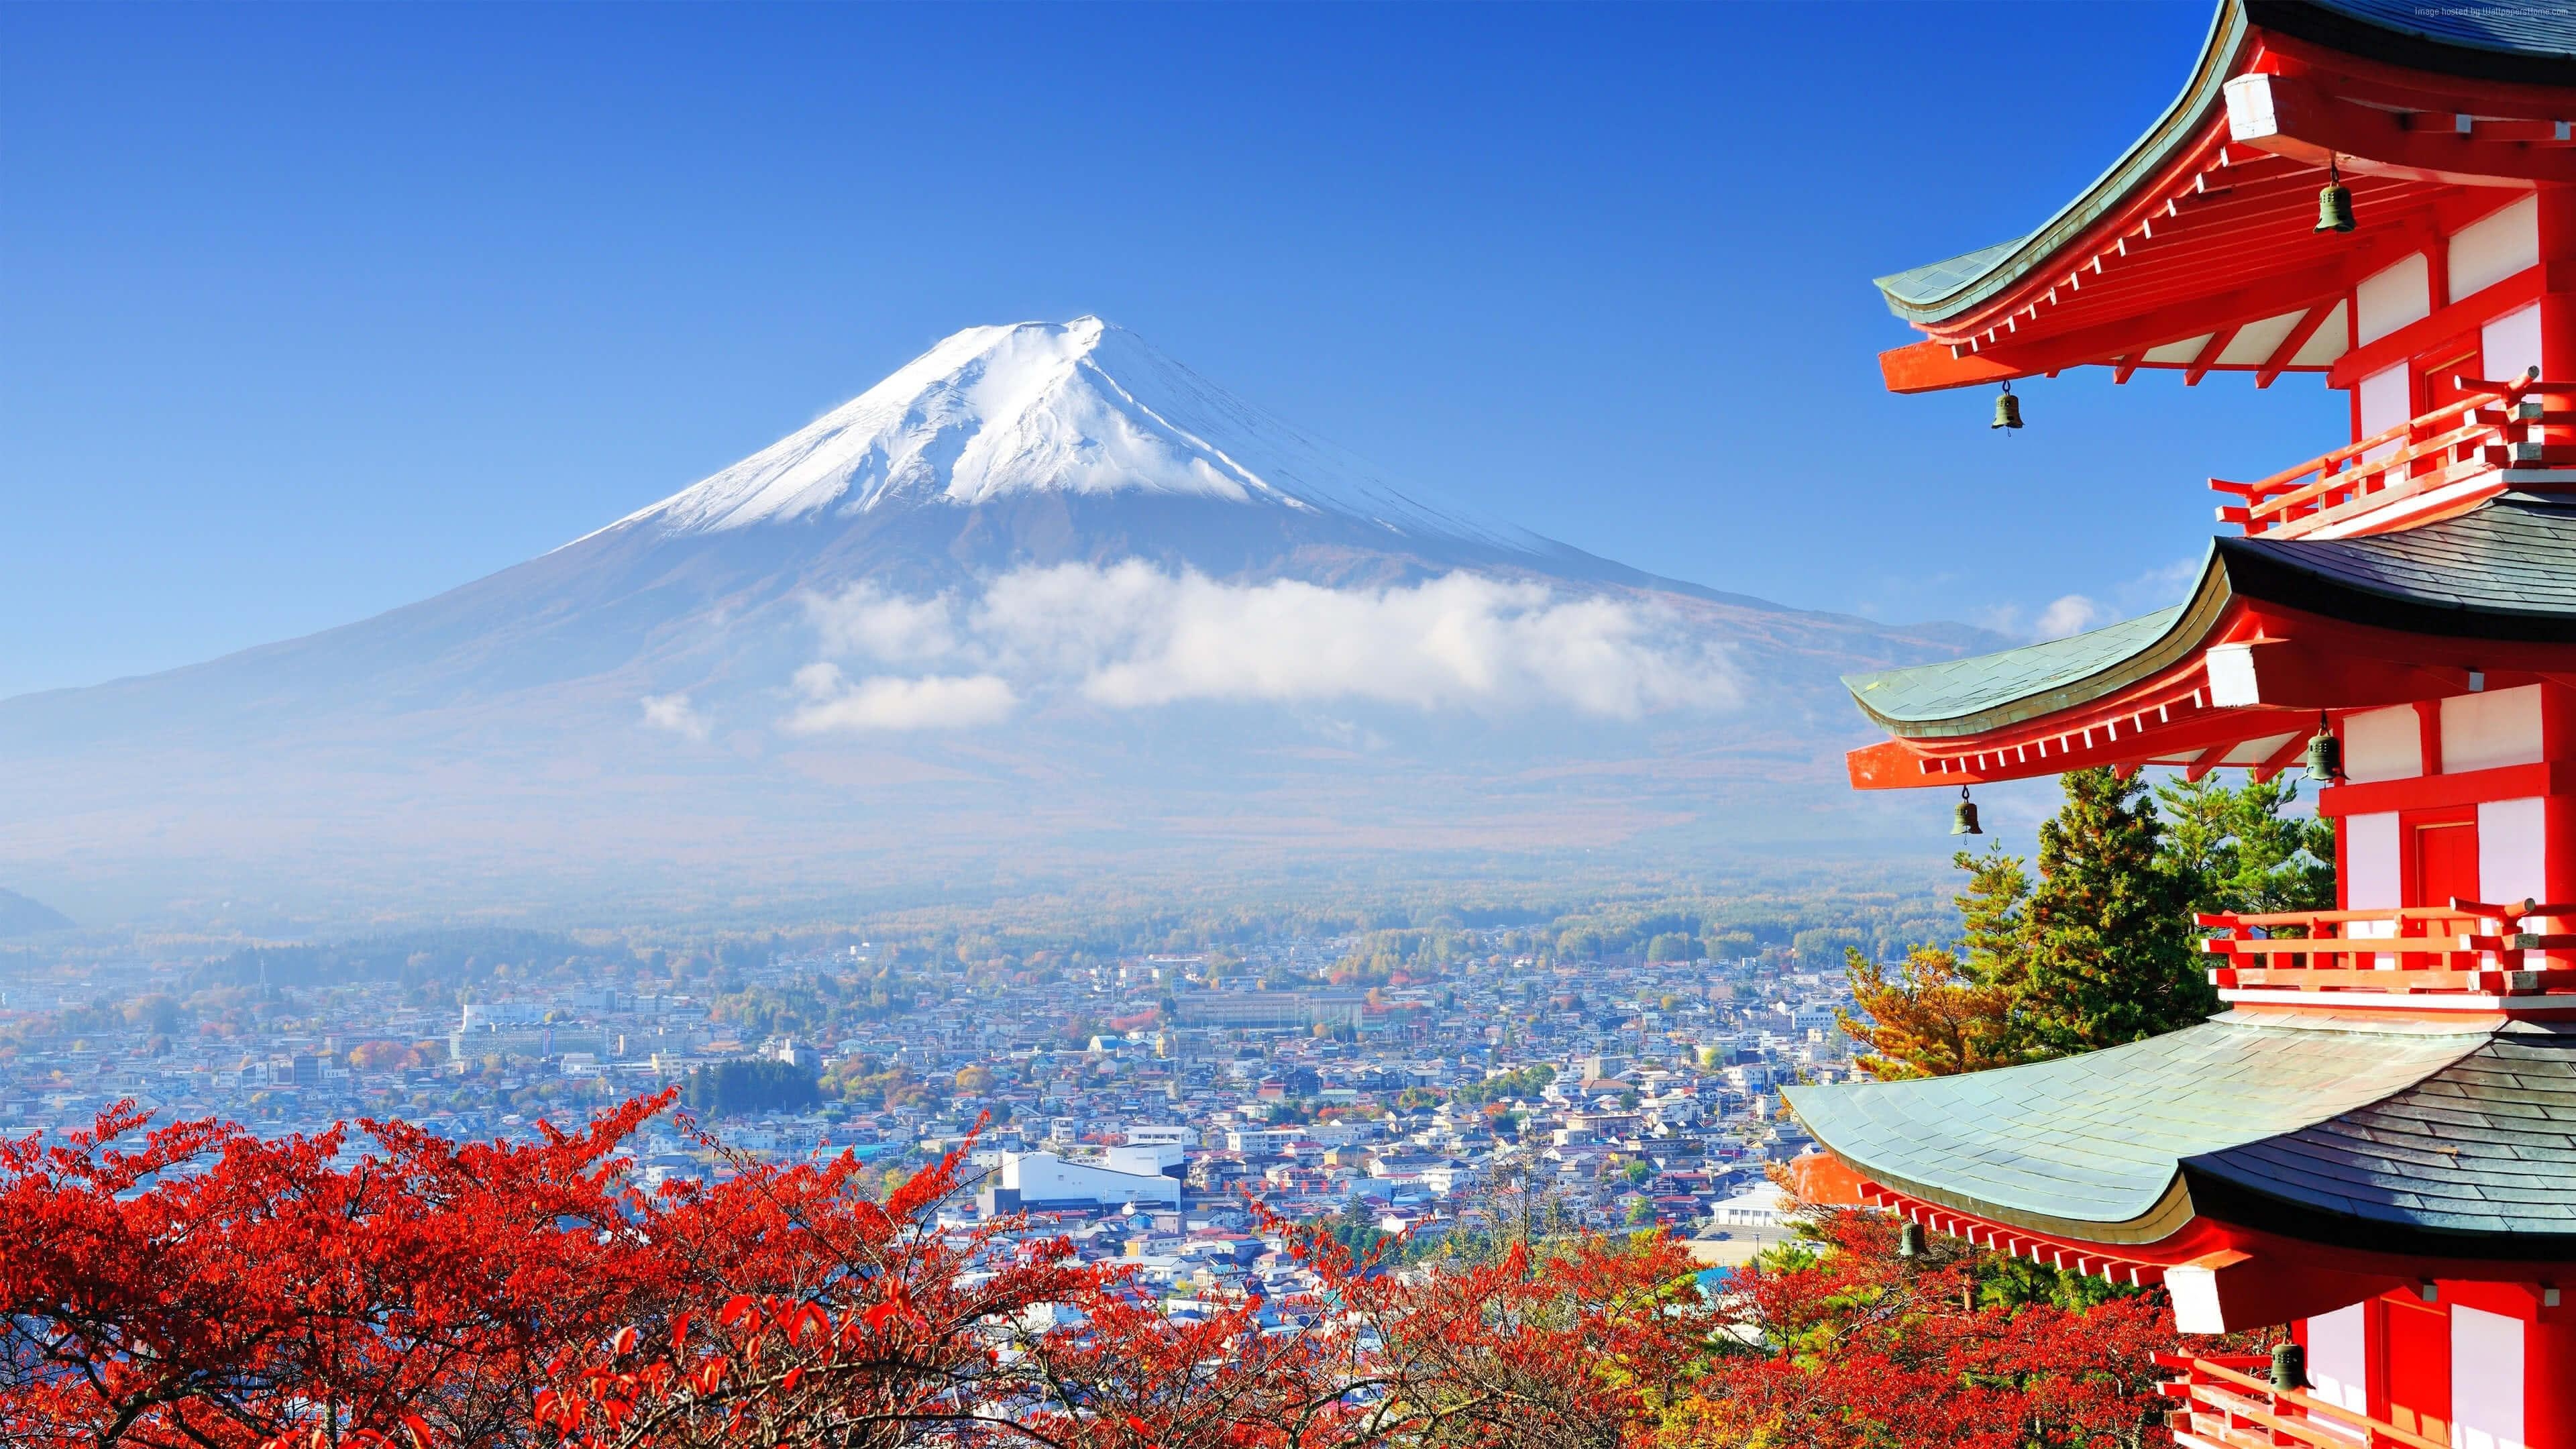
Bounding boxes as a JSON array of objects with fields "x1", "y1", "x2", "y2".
[
  {"x1": 2159, "y1": 1354, "x2": 2444, "y2": 1449},
  {"x1": 2213, "y1": 373, "x2": 2576, "y2": 541},
  {"x1": 2198, "y1": 900, "x2": 2576, "y2": 1002}
]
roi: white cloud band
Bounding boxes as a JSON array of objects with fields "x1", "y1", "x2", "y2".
[
  {"x1": 784, "y1": 665, "x2": 1020, "y2": 734},
  {"x1": 793, "y1": 564, "x2": 1738, "y2": 731}
]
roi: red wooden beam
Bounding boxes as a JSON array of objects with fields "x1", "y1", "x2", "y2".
[
  {"x1": 1882, "y1": 266, "x2": 2349, "y2": 392},
  {"x1": 2249, "y1": 732, "x2": 2310, "y2": 784},
  {"x1": 1878, "y1": 342, "x2": 2025, "y2": 394},
  {"x1": 1846, "y1": 707, "x2": 2312, "y2": 790},
  {"x1": 2184, "y1": 743, "x2": 2233, "y2": 782},
  {"x1": 2184, "y1": 324, "x2": 2242, "y2": 386},
  {"x1": 2255, "y1": 303, "x2": 2335, "y2": 389}
]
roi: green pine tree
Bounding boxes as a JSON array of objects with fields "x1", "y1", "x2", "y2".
[
  {"x1": 1952, "y1": 842, "x2": 2033, "y2": 996},
  {"x1": 2021, "y1": 767, "x2": 2213, "y2": 1053},
  {"x1": 1848, "y1": 767, "x2": 2325, "y2": 1079},
  {"x1": 2155, "y1": 773, "x2": 2336, "y2": 917}
]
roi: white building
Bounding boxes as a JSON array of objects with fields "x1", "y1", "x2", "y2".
[
  {"x1": 1100, "y1": 1142, "x2": 1183, "y2": 1177},
  {"x1": 1707, "y1": 1181, "x2": 1790, "y2": 1228},
  {"x1": 979, "y1": 1150, "x2": 1181, "y2": 1214}
]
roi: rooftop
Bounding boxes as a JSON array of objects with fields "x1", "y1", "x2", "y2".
[{"x1": 1784, "y1": 1010, "x2": 2576, "y2": 1256}]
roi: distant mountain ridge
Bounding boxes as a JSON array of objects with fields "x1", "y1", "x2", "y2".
[
  {"x1": 0, "y1": 888, "x2": 72, "y2": 937},
  {"x1": 0, "y1": 319, "x2": 2002, "y2": 923}
]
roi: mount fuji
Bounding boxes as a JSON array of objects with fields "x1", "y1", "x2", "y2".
[{"x1": 0, "y1": 318, "x2": 1998, "y2": 924}]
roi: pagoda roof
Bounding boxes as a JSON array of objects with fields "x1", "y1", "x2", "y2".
[
  {"x1": 1783, "y1": 1011, "x2": 2576, "y2": 1258},
  {"x1": 1880, "y1": 0, "x2": 2576, "y2": 326},
  {"x1": 1846, "y1": 493, "x2": 2576, "y2": 743},
  {"x1": 1871, "y1": 0, "x2": 2576, "y2": 392}
]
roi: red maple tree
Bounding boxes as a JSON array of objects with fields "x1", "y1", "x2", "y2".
[
  {"x1": 1, "y1": 1093, "x2": 2203, "y2": 1449},
  {"x1": 1660, "y1": 1206, "x2": 2202, "y2": 1449}
]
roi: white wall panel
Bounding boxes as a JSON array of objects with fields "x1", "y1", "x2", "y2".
[
  {"x1": 2452, "y1": 1305, "x2": 2526, "y2": 1449},
  {"x1": 2358, "y1": 253, "x2": 2432, "y2": 343},
  {"x1": 2308, "y1": 1303, "x2": 2370, "y2": 1415},
  {"x1": 2347, "y1": 812, "x2": 2402, "y2": 910},
  {"x1": 2444, "y1": 686, "x2": 2544, "y2": 773},
  {"x1": 2485, "y1": 304, "x2": 2543, "y2": 382},
  {"x1": 2450, "y1": 197, "x2": 2539, "y2": 302},
  {"x1": 2480, "y1": 798, "x2": 2547, "y2": 906},
  {"x1": 2344, "y1": 706, "x2": 2423, "y2": 782},
  {"x1": 2360, "y1": 364, "x2": 2410, "y2": 461}
]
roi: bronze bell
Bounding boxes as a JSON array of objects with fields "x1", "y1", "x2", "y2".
[
  {"x1": 2304, "y1": 715, "x2": 2343, "y2": 784},
  {"x1": 1992, "y1": 382, "x2": 2023, "y2": 430},
  {"x1": 1898, "y1": 1220, "x2": 1926, "y2": 1259},
  {"x1": 1951, "y1": 786, "x2": 1982, "y2": 836},
  {"x1": 2271, "y1": 1341, "x2": 2308, "y2": 1393},
  {"x1": 2316, "y1": 182, "x2": 2356, "y2": 233},
  {"x1": 2316, "y1": 158, "x2": 2356, "y2": 233}
]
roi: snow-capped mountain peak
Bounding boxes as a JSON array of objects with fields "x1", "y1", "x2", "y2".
[{"x1": 592, "y1": 317, "x2": 1534, "y2": 551}]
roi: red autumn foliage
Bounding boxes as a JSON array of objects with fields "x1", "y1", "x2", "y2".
[
  {"x1": 0, "y1": 1093, "x2": 2205, "y2": 1449},
  {"x1": 1660, "y1": 1207, "x2": 2209, "y2": 1449}
]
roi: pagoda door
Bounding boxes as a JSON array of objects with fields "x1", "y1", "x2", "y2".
[
  {"x1": 2420, "y1": 335, "x2": 2481, "y2": 413},
  {"x1": 2412, "y1": 817, "x2": 2479, "y2": 910},
  {"x1": 2412, "y1": 336, "x2": 2482, "y2": 487},
  {"x1": 2380, "y1": 1297, "x2": 2453, "y2": 1447}
]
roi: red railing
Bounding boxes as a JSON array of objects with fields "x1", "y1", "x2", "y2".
[
  {"x1": 2198, "y1": 897, "x2": 2576, "y2": 996},
  {"x1": 2212, "y1": 370, "x2": 2575, "y2": 539},
  {"x1": 2158, "y1": 1354, "x2": 2445, "y2": 1449}
]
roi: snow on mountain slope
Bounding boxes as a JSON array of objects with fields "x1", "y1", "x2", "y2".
[
  {"x1": 593, "y1": 317, "x2": 1541, "y2": 554},
  {"x1": 0, "y1": 316, "x2": 2011, "y2": 919}
]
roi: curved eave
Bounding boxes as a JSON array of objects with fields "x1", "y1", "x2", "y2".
[
  {"x1": 1847, "y1": 499, "x2": 2576, "y2": 745},
  {"x1": 1843, "y1": 549, "x2": 2233, "y2": 741},
  {"x1": 1784, "y1": 1014, "x2": 2527, "y2": 1258},
  {"x1": 1837, "y1": 1151, "x2": 2203, "y2": 1248},
  {"x1": 1873, "y1": 0, "x2": 2251, "y2": 327},
  {"x1": 1876, "y1": 0, "x2": 2576, "y2": 333}
]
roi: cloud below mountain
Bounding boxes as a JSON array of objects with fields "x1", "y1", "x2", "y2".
[
  {"x1": 784, "y1": 667, "x2": 1021, "y2": 733},
  {"x1": 790, "y1": 564, "x2": 1742, "y2": 731}
]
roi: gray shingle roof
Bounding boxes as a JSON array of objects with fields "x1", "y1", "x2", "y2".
[
  {"x1": 2192, "y1": 1028, "x2": 2576, "y2": 1241},
  {"x1": 1784, "y1": 1014, "x2": 2494, "y2": 1246},
  {"x1": 2221, "y1": 494, "x2": 2576, "y2": 637},
  {"x1": 1844, "y1": 496, "x2": 2576, "y2": 736},
  {"x1": 2274, "y1": 0, "x2": 2576, "y2": 72}
]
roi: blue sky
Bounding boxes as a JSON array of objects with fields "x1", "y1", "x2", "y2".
[{"x1": 1, "y1": 1, "x2": 2347, "y2": 700}]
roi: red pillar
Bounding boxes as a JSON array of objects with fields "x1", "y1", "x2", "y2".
[
  {"x1": 2538, "y1": 184, "x2": 2576, "y2": 383},
  {"x1": 2529, "y1": 1313, "x2": 2576, "y2": 1449}
]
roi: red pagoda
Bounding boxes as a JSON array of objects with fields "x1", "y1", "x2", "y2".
[{"x1": 1782, "y1": 3, "x2": 2576, "y2": 1448}]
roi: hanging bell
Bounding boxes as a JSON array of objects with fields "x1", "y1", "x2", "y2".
[
  {"x1": 2304, "y1": 715, "x2": 2343, "y2": 784},
  {"x1": 1951, "y1": 786, "x2": 1982, "y2": 836},
  {"x1": 2316, "y1": 158, "x2": 2356, "y2": 233},
  {"x1": 1898, "y1": 1220, "x2": 1926, "y2": 1260},
  {"x1": 2316, "y1": 181, "x2": 2356, "y2": 233},
  {"x1": 1992, "y1": 382, "x2": 2023, "y2": 431},
  {"x1": 2271, "y1": 1341, "x2": 2308, "y2": 1393}
]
